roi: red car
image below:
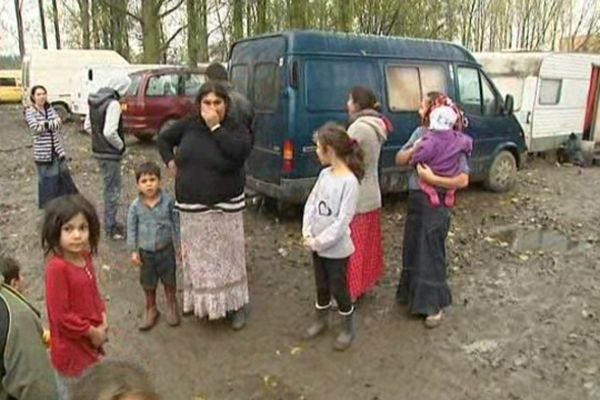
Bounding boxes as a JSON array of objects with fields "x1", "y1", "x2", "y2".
[{"x1": 122, "y1": 67, "x2": 205, "y2": 140}]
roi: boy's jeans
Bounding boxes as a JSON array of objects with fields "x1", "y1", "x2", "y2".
[{"x1": 98, "y1": 159, "x2": 122, "y2": 235}]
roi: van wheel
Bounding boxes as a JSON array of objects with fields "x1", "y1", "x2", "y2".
[
  {"x1": 53, "y1": 104, "x2": 70, "y2": 122},
  {"x1": 133, "y1": 132, "x2": 154, "y2": 142},
  {"x1": 484, "y1": 150, "x2": 517, "y2": 192},
  {"x1": 263, "y1": 197, "x2": 299, "y2": 219},
  {"x1": 159, "y1": 119, "x2": 177, "y2": 135}
]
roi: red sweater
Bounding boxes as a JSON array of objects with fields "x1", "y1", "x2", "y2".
[{"x1": 45, "y1": 254, "x2": 106, "y2": 377}]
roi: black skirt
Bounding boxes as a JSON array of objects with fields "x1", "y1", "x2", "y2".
[{"x1": 396, "y1": 190, "x2": 452, "y2": 315}]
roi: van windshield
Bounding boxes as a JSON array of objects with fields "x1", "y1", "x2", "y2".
[{"x1": 0, "y1": 78, "x2": 17, "y2": 87}]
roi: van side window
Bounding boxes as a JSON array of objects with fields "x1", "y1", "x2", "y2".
[
  {"x1": 253, "y1": 63, "x2": 279, "y2": 112},
  {"x1": 481, "y1": 74, "x2": 501, "y2": 115},
  {"x1": 386, "y1": 65, "x2": 446, "y2": 111},
  {"x1": 305, "y1": 60, "x2": 378, "y2": 111},
  {"x1": 231, "y1": 65, "x2": 249, "y2": 96},
  {"x1": 127, "y1": 74, "x2": 142, "y2": 97},
  {"x1": 183, "y1": 73, "x2": 204, "y2": 97},
  {"x1": 539, "y1": 79, "x2": 562, "y2": 105},
  {"x1": 0, "y1": 78, "x2": 16, "y2": 87},
  {"x1": 457, "y1": 67, "x2": 482, "y2": 115},
  {"x1": 146, "y1": 74, "x2": 180, "y2": 97}
]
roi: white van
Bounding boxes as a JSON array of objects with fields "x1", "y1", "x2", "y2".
[
  {"x1": 70, "y1": 63, "x2": 173, "y2": 117},
  {"x1": 476, "y1": 52, "x2": 600, "y2": 152},
  {"x1": 21, "y1": 49, "x2": 128, "y2": 120}
]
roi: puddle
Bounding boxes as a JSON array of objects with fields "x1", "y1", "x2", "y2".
[{"x1": 492, "y1": 228, "x2": 586, "y2": 253}]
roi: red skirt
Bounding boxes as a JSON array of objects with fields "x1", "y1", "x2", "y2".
[{"x1": 347, "y1": 209, "x2": 384, "y2": 301}]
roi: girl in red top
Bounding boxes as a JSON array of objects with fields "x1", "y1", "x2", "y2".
[{"x1": 42, "y1": 194, "x2": 108, "y2": 400}]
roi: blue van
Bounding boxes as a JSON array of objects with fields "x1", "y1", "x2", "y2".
[{"x1": 229, "y1": 30, "x2": 526, "y2": 204}]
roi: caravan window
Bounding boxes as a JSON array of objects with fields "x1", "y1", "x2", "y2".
[
  {"x1": 253, "y1": 63, "x2": 279, "y2": 112},
  {"x1": 386, "y1": 65, "x2": 447, "y2": 111},
  {"x1": 146, "y1": 74, "x2": 180, "y2": 97},
  {"x1": 0, "y1": 78, "x2": 16, "y2": 87},
  {"x1": 539, "y1": 79, "x2": 562, "y2": 105},
  {"x1": 231, "y1": 65, "x2": 249, "y2": 96},
  {"x1": 305, "y1": 60, "x2": 378, "y2": 111}
]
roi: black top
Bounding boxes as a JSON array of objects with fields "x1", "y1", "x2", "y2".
[{"x1": 157, "y1": 115, "x2": 252, "y2": 206}]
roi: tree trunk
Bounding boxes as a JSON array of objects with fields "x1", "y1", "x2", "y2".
[
  {"x1": 246, "y1": 0, "x2": 252, "y2": 37},
  {"x1": 51, "y1": 0, "x2": 61, "y2": 49},
  {"x1": 288, "y1": 0, "x2": 307, "y2": 29},
  {"x1": 198, "y1": 0, "x2": 208, "y2": 62},
  {"x1": 38, "y1": 0, "x2": 48, "y2": 48},
  {"x1": 233, "y1": 0, "x2": 244, "y2": 41},
  {"x1": 78, "y1": 0, "x2": 91, "y2": 49},
  {"x1": 91, "y1": 0, "x2": 100, "y2": 48},
  {"x1": 337, "y1": 0, "x2": 352, "y2": 32},
  {"x1": 141, "y1": 0, "x2": 162, "y2": 63},
  {"x1": 111, "y1": 0, "x2": 130, "y2": 60},
  {"x1": 187, "y1": 0, "x2": 198, "y2": 66},
  {"x1": 14, "y1": 0, "x2": 25, "y2": 59},
  {"x1": 255, "y1": 0, "x2": 268, "y2": 34}
]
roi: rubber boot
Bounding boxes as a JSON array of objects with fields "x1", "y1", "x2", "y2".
[
  {"x1": 138, "y1": 290, "x2": 159, "y2": 331},
  {"x1": 164, "y1": 285, "x2": 180, "y2": 327},
  {"x1": 302, "y1": 303, "x2": 331, "y2": 340},
  {"x1": 333, "y1": 308, "x2": 355, "y2": 351},
  {"x1": 231, "y1": 306, "x2": 247, "y2": 331}
]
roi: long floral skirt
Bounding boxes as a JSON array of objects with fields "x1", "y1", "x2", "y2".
[{"x1": 179, "y1": 209, "x2": 249, "y2": 319}]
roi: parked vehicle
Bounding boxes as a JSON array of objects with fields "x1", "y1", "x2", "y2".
[
  {"x1": 70, "y1": 63, "x2": 173, "y2": 117},
  {"x1": 0, "y1": 70, "x2": 22, "y2": 103},
  {"x1": 121, "y1": 67, "x2": 206, "y2": 140},
  {"x1": 21, "y1": 49, "x2": 128, "y2": 120},
  {"x1": 476, "y1": 51, "x2": 600, "y2": 152},
  {"x1": 229, "y1": 30, "x2": 526, "y2": 204}
]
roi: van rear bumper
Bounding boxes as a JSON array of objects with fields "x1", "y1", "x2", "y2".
[{"x1": 246, "y1": 175, "x2": 315, "y2": 204}]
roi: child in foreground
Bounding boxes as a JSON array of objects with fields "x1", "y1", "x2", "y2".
[
  {"x1": 301, "y1": 122, "x2": 363, "y2": 351},
  {"x1": 42, "y1": 194, "x2": 108, "y2": 400},
  {"x1": 127, "y1": 161, "x2": 180, "y2": 330}
]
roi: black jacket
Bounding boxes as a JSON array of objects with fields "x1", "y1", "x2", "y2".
[
  {"x1": 157, "y1": 116, "x2": 252, "y2": 206},
  {"x1": 88, "y1": 88, "x2": 125, "y2": 159}
]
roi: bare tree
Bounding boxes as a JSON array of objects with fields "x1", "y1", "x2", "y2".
[
  {"x1": 51, "y1": 0, "x2": 61, "y2": 48},
  {"x1": 13, "y1": 0, "x2": 25, "y2": 59},
  {"x1": 38, "y1": 0, "x2": 48, "y2": 48}
]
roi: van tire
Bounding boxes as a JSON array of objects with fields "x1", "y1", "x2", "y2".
[
  {"x1": 484, "y1": 150, "x2": 517, "y2": 192},
  {"x1": 53, "y1": 104, "x2": 70, "y2": 122}
]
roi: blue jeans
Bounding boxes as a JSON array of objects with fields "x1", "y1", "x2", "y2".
[
  {"x1": 98, "y1": 159, "x2": 122, "y2": 234},
  {"x1": 36, "y1": 158, "x2": 77, "y2": 209},
  {"x1": 55, "y1": 372, "x2": 77, "y2": 400}
]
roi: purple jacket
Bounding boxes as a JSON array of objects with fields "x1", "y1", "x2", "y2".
[{"x1": 411, "y1": 129, "x2": 473, "y2": 177}]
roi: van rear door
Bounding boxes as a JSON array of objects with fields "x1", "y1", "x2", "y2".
[{"x1": 230, "y1": 36, "x2": 286, "y2": 185}]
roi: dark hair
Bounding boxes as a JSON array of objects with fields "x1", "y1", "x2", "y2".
[
  {"x1": 315, "y1": 122, "x2": 365, "y2": 181},
  {"x1": 350, "y1": 86, "x2": 380, "y2": 112},
  {"x1": 421, "y1": 91, "x2": 443, "y2": 127},
  {"x1": 195, "y1": 81, "x2": 231, "y2": 117},
  {"x1": 0, "y1": 257, "x2": 21, "y2": 284},
  {"x1": 135, "y1": 161, "x2": 161, "y2": 182},
  {"x1": 30, "y1": 85, "x2": 48, "y2": 105},
  {"x1": 41, "y1": 195, "x2": 101, "y2": 256},
  {"x1": 70, "y1": 360, "x2": 160, "y2": 400},
  {"x1": 206, "y1": 62, "x2": 228, "y2": 82}
]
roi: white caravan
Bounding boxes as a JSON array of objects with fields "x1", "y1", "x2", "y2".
[
  {"x1": 476, "y1": 52, "x2": 600, "y2": 152},
  {"x1": 21, "y1": 49, "x2": 128, "y2": 120},
  {"x1": 70, "y1": 64, "x2": 173, "y2": 117}
]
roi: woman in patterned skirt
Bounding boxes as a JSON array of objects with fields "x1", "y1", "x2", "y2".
[
  {"x1": 345, "y1": 86, "x2": 392, "y2": 301},
  {"x1": 157, "y1": 81, "x2": 252, "y2": 330}
]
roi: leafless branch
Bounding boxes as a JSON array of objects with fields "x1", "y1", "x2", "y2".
[
  {"x1": 97, "y1": 0, "x2": 142, "y2": 22},
  {"x1": 159, "y1": 0, "x2": 185, "y2": 18}
]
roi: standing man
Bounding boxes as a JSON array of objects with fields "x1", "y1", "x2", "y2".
[
  {"x1": 0, "y1": 257, "x2": 58, "y2": 400},
  {"x1": 205, "y1": 63, "x2": 254, "y2": 136},
  {"x1": 85, "y1": 75, "x2": 131, "y2": 240}
]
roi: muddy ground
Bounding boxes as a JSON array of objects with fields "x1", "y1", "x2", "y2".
[{"x1": 1, "y1": 104, "x2": 599, "y2": 400}]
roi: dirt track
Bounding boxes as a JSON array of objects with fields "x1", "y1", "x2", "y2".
[{"x1": 1, "y1": 104, "x2": 599, "y2": 400}]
